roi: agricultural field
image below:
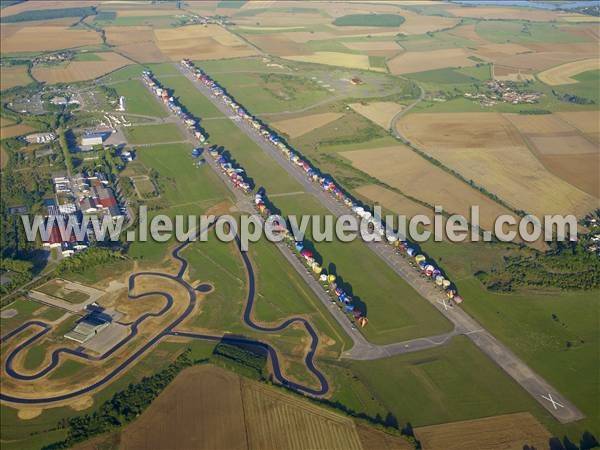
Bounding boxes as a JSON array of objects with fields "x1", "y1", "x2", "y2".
[
  {"x1": 388, "y1": 48, "x2": 476, "y2": 75},
  {"x1": 538, "y1": 58, "x2": 600, "y2": 85},
  {"x1": 282, "y1": 52, "x2": 384, "y2": 72},
  {"x1": 342, "y1": 144, "x2": 526, "y2": 239},
  {"x1": 415, "y1": 412, "x2": 552, "y2": 450},
  {"x1": 123, "y1": 123, "x2": 184, "y2": 145},
  {"x1": 154, "y1": 24, "x2": 258, "y2": 61},
  {"x1": 104, "y1": 25, "x2": 166, "y2": 63},
  {"x1": 396, "y1": 112, "x2": 599, "y2": 217},
  {"x1": 272, "y1": 112, "x2": 344, "y2": 138},
  {"x1": 0, "y1": 65, "x2": 32, "y2": 91},
  {"x1": 32, "y1": 52, "x2": 132, "y2": 83},
  {"x1": 1, "y1": 25, "x2": 101, "y2": 53},
  {"x1": 2, "y1": 2, "x2": 600, "y2": 449},
  {"x1": 348, "y1": 102, "x2": 404, "y2": 130},
  {"x1": 111, "y1": 365, "x2": 372, "y2": 450}
]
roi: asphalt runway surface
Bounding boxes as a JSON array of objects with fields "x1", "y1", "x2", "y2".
[{"x1": 0, "y1": 223, "x2": 328, "y2": 405}]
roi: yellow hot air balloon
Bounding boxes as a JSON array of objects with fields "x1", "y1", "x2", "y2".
[{"x1": 328, "y1": 274, "x2": 336, "y2": 283}]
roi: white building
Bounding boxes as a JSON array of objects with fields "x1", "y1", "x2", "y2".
[{"x1": 81, "y1": 133, "x2": 104, "y2": 147}]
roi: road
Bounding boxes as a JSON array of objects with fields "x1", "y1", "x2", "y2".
[
  {"x1": 0, "y1": 221, "x2": 329, "y2": 404},
  {"x1": 143, "y1": 73, "x2": 461, "y2": 361},
  {"x1": 176, "y1": 63, "x2": 584, "y2": 424}
]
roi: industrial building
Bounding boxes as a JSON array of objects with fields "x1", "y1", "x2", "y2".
[
  {"x1": 80, "y1": 133, "x2": 105, "y2": 147},
  {"x1": 64, "y1": 311, "x2": 111, "y2": 343}
]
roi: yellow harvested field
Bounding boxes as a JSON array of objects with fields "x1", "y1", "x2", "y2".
[
  {"x1": 1, "y1": 26, "x2": 101, "y2": 53},
  {"x1": 349, "y1": 102, "x2": 404, "y2": 130},
  {"x1": 388, "y1": 48, "x2": 475, "y2": 75},
  {"x1": 0, "y1": 66, "x2": 31, "y2": 91},
  {"x1": 242, "y1": 380, "x2": 362, "y2": 450},
  {"x1": 284, "y1": 51, "x2": 343, "y2": 64},
  {"x1": 397, "y1": 112, "x2": 598, "y2": 217},
  {"x1": 272, "y1": 112, "x2": 344, "y2": 138},
  {"x1": 503, "y1": 113, "x2": 576, "y2": 134},
  {"x1": 32, "y1": 52, "x2": 132, "y2": 83},
  {"x1": 283, "y1": 52, "x2": 385, "y2": 71},
  {"x1": 154, "y1": 24, "x2": 258, "y2": 61},
  {"x1": 537, "y1": 58, "x2": 600, "y2": 85},
  {"x1": 416, "y1": 412, "x2": 552, "y2": 450},
  {"x1": 559, "y1": 14, "x2": 600, "y2": 22},
  {"x1": 556, "y1": 111, "x2": 600, "y2": 134},
  {"x1": 448, "y1": 6, "x2": 560, "y2": 21},
  {"x1": 118, "y1": 365, "x2": 363, "y2": 450},
  {"x1": 344, "y1": 145, "x2": 521, "y2": 234},
  {"x1": 1, "y1": 123, "x2": 36, "y2": 139}
]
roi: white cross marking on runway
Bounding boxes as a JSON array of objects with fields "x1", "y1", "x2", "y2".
[
  {"x1": 437, "y1": 299, "x2": 449, "y2": 311},
  {"x1": 541, "y1": 393, "x2": 564, "y2": 410}
]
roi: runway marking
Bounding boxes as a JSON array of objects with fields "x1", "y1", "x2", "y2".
[
  {"x1": 438, "y1": 299, "x2": 449, "y2": 310},
  {"x1": 542, "y1": 393, "x2": 564, "y2": 410}
]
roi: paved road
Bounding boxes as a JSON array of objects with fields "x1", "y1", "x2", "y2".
[
  {"x1": 176, "y1": 64, "x2": 584, "y2": 424},
  {"x1": 148, "y1": 72, "x2": 460, "y2": 360},
  {"x1": 0, "y1": 222, "x2": 329, "y2": 404}
]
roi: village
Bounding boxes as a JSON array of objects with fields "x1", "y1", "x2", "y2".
[{"x1": 465, "y1": 79, "x2": 543, "y2": 107}]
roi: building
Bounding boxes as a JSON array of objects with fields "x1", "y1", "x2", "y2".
[
  {"x1": 25, "y1": 132, "x2": 56, "y2": 144},
  {"x1": 81, "y1": 133, "x2": 104, "y2": 147},
  {"x1": 64, "y1": 311, "x2": 111, "y2": 343}
]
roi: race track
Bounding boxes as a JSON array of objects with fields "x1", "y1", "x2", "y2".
[{"x1": 0, "y1": 222, "x2": 328, "y2": 405}]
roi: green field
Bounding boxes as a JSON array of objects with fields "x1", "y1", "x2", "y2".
[
  {"x1": 123, "y1": 123, "x2": 184, "y2": 145},
  {"x1": 326, "y1": 336, "x2": 555, "y2": 427},
  {"x1": 407, "y1": 65, "x2": 491, "y2": 84},
  {"x1": 475, "y1": 21, "x2": 589, "y2": 44},
  {"x1": 273, "y1": 193, "x2": 452, "y2": 344},
  {"x1": 160, "y1": 74, "x2": 303, "y2": 194},
  {"x1": 128, "y1": 142, "x2": 230, "y2": 262},
  {"x1": 333, "y1": 14, "x2": 405, "y2": 27},
  {"x1": 550, "y1": 69, "x2": 600, "y2": 105},
  {"x1": 74, "y1": 52, "x2": 103, "y2": 61},
  {"x1": 0, "y1": 298, "x2": 43, "y2": 333},
  {"x1": 113, "y1": 80, "x2": 168, "y2": 118},
  {"x1": 192, "y1": 70, "x2": 331, "y2": 114}
]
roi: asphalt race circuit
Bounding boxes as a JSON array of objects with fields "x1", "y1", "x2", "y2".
[{"x1": 0, "y1": 222, "x2": 328, "y2": 405}]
